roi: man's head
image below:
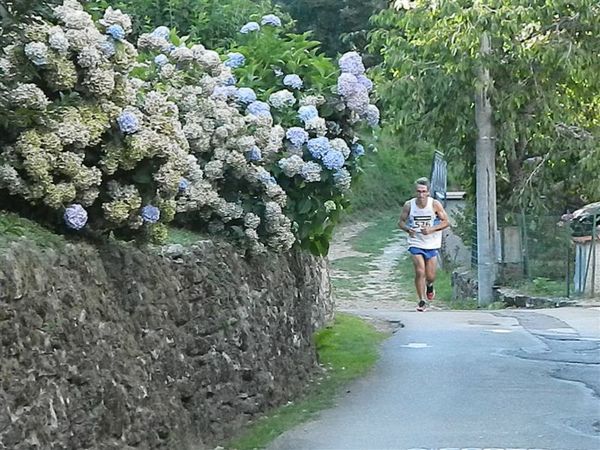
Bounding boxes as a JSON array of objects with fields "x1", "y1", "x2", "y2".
[{"x1": 415, "y1": 177, "x2": 430, "y2": 198}]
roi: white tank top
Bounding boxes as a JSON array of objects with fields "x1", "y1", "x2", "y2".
[{"x1": 407, "y1": 198, "x2": 442, "y2": 250}]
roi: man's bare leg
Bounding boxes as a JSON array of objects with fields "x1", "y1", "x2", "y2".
[
  {"x1": 412, "y1": 254, "x2": 426, "y2": 300},
  {"x1": 424, "y1": 256, "x2": 437, "y2": 300}
]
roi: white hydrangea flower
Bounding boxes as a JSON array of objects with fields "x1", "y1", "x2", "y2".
[
  {"x1": 48, "y1": 27, "x2": 70, "y2": 54},
  {"x1": 99, "y1": 7, "x2": 133, "y2": 34},
  {"x1": 330, "y1": 138, "x2": 350, "y2": 159},
  {"x1": 9, "y1": 84, "x2": 50, "y2": 110}
]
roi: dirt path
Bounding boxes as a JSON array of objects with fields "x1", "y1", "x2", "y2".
[{"x1": 328, "y1": 221, "x2": 416, "y2": 312}]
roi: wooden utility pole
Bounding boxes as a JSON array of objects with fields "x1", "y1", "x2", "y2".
[{"x1": 474, "y1": 32, "x2": 498, "y2": 306}]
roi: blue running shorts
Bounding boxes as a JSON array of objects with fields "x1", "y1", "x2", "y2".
[{"x1": 408, "y1": 247, "x2": 438, "y2": 260}]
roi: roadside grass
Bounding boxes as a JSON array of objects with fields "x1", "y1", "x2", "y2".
[
  {"x1": 164, "y1": 226, "x2": 206, "y2": 246},
  {"x1": 224, "y1": 313, "x2": 389, "y2": 450},
  {"x1": 0, "y1": 211, "x2": 66, "y2": 250},
  {"x1": 513, "y1": 277, "x2": 567, "y2": 297}
]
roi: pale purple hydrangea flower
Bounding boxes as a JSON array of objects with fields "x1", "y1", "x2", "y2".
[
  {"x1": 240, "y1": 22, "x2": 260, "y2": 33},
  {"x1": 117, "y1": 112, "x2": 140, "y2": 134},
  {"x1": 365, "y1": 104, "x2": 380, "y2": 127},
  {"x1": 154, "y1": 54, "x2": 168, "y2": 66},
  {"x1": 283, "y1": 74, "x2": 303, "y2": 90},
  {"x1": 337, "y1": 73, "x2": 361, "y2": 97},
  {"x1": 235, "y1": 87, "x2": 257, "y2": 104},
  {"x1": 224, "y1": 52, "x2": 245, "y2": 68},
  {"x1": 141, "y1": 205, "x2": 160, "y2": 223},
  {"x1": 322, "y1": 149, "x2": 345, "y2": 170},
  {"x1": 261, "y1": 14, "x2": 282, "y2": 27},
  {"x1": 285, "y1": 127, "x2": 309, "y2": 147},
  {"x1": 300, "y1": 162, "x2": 322, "y2": 182},
  {"x1": 307, "y1": 137, "x2": 330, "y2": 159},
  {"x1": 339, "y1": 51, "x2": 365, "y2": 76},
  {"x1": 64, "y1": 204, "x2": 88, "y2": 230},
  {"x1": 106, "y1": 24, "x2": 125, "y2": 40},
  {"x1": 356, "y1": 75, "x2": 373, "y2": 92},
  {"x1": 298, "y1": 105, "x2": 318, "y2": 123},
  {"x1": 247, "y1": 101, "x2": 271, "y2": 118}
]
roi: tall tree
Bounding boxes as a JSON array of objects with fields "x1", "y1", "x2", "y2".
[
  {"x1": 369, "y1": 0, "x2": 599, "y2": 213},
  {"x1": 276, "y1": 0, "x2": 387, "y2": 57}
]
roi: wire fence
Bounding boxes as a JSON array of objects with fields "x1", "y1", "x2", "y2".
[{"x1": 470, "y1": 211, "x2": 599, "y2": 299}]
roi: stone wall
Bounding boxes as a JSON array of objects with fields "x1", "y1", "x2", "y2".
[{"x1": 0, "y1": 239, "x2": 333, "y2": 449}]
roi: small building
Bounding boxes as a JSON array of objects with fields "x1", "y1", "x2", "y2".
[{"x1": 571, "y1": 202, "x2": 600, "y2": 296}]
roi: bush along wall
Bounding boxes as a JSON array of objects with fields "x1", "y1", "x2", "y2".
[
  {"x1": 0, "y1": 239, "x2": 333, "y2": 449},
  {"x1": 0, "y1": 0, "x2": 379, "y2": 255}
]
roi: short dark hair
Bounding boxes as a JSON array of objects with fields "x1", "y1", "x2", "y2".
[{"x1": 415, "y1": 177, "x2": 430, "y2": 190}]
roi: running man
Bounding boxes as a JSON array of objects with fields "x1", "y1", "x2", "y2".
[{"x1": 397, "y1": 177, "x2": 449, "y2": 311}]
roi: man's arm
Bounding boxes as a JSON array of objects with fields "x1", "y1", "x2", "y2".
[
  {"x1": 431, "y1": 199, "x2": 449, "y2": 232},
  {"x1": 397, "y1": 202, "x2": 415, "y2": 236}
]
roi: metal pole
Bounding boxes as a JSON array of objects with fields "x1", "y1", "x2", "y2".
[{"x1": 591, "y1": 213, "x2": 597, "y2": 296}]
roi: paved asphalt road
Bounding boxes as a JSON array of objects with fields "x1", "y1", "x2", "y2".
[{"x1": 268, "y1": 308, "x2": 600, "y2": 450}]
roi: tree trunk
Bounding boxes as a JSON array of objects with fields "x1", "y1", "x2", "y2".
[{"x1": 475, "y1": 32, "x2": 498, "y2": 306}]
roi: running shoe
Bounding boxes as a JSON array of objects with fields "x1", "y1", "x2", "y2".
[
  {"x1": 416, "y1": 300, "x2": 427, "y2": 312},
  {"x1": 426, "y1": 284, "x2": 435, "y2": 301}
]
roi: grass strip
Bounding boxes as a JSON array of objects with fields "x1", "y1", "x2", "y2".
[
  {"x1": 351, "y1": 213, "x2": 401, "y2": 257},
  {"x1": 224, "y1": 313, "x2": 389, "y2": 449},
  {"x1": 0, "y1": 211, "x2": 66, "y2": 250}
]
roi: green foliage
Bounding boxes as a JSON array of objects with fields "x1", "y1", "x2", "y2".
[
  {"x1": 369, "y1": 0, "x2": 600, "y2": 213},
  {"x1": 0, "y1": 210, "x2": 65, "y2": 249},
  {"x1": 231, "y1": 28, "x2": 337, "y2": 101},
  {"x1": 225, "y1": 313, "x2": 388, "y2": 450},
  {"x1": 86, "y1": 0, "x2": 288, "y2": 50},
  {"x1": 276, "y1": 0, "x2": 387, "y2": 58},
  {"x1": 348, "y1": 127, "x2": 432, "y2": 213}
]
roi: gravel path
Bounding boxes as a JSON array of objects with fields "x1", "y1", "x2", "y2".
[{"x1": 328, "y1": 222, "x2": 417, "y2": 312}]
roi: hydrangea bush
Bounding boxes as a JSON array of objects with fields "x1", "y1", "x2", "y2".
[{"x1": 0, "y1": 1, "x2": 378, "y2": 255}]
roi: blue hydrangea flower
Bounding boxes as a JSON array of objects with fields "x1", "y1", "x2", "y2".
[
  {"x1": 338, "y1": 51, "x2": 365, "y2": 76},
  {"x1": 98, "y1": 40, "x2": 116, "y2": 58},
  {"x1": 221, "y1": 74, "x2": 237, "y2": 86},
  {"x1": 258, "y1": 171, "x2": 277, "y2": 186},
  {"x1": 286, "y1": 127, "x2": 309, "y2": 147},
  {"x1": 351, "y1": 143, "x2": 365, "y2": 157},
  {"x1": 224, "y1": 52, "x2": 245, "y2": 68},
  {"x1": 283, "y1": 74, "x2": 303, "y2": 90},
  {"x1": 154, "y1": 54, "x2": 169, "y2": 66},
  {"x1": 106, "y1": 24, "x2": 125, "y2": 41},
  {"x1": 235, "y1": 87, "x2": 257, "y2": 104},
  {"x1": 141, "y1": 205, "x2": 160, "y2": 223},
  {"x1": 247, "y1": 101, "x2": 271, "y2": 118},
  {"x1": 246, "y1": 146, "x2": 262, "y2": 162},
  {"x1": 298, "y1": 105, "x2": 318, "y2": 124},
  {"x1": 307, "y1": 137, "x2": 331, "y2": 160},
  {"x1": 117, "y1": 112, "x2": 140, "y2": 134},
  {"x1": 261, "y1": 14, "x2": 282, "y2": 27},
  {"x1": 211, "y1": 86, "x2": 237, "y2": 101},
  {"x1": 333, "y1": 168, "x2": 352, "y2": 191},
  {"x1": 322, "y1": 149, "x2": 345, "y2": 170},
  {"x1": 240, "y1": 22, "x2": 260, "y2": 33},
  {"x1": 64, "y1": 204, "x2": 88, "y2": 230},
  {"x1": 151, "y1": 26, "x2": 170, "y2": 40},
  {"x1": 178, "y1": 178, "x2": 189, "y2": 192}
]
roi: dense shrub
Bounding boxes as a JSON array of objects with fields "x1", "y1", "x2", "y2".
[{"x1": 0, "y1": 0, "x2": 378, "y2": 255}]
